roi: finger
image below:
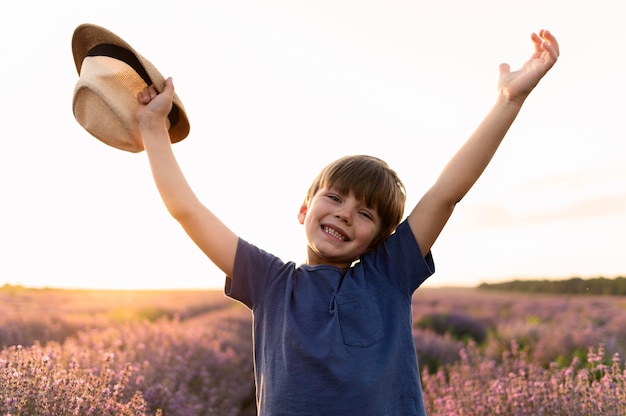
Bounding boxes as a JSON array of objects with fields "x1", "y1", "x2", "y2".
[
  {"x1": 148, "y1": 85, "x2": 159, "y2": 100},
  {"x1": 534, "y1": 30, "x2": 560, "y2": 56},
  {"x1": 499, "y1": 63, "x2": 511, "y2": 76},
  {"x1": 533, "y1": 31, "x2": 559, "y2": 60},
  {"x1": 540, "y1": 30, "x2": 560, "y2": 57},
  {"x1": 162, "y1": 77, "x2": 175, "y2": 98},
  {"x1": 530, "y1": 32, "x2": 543, "y2": 51},
  {"x1": 542, "y1": 42, "x2": 559, "y2": 61},
  {"x1": 137, "y1": 88, "x2": 151, "y2": 104}
]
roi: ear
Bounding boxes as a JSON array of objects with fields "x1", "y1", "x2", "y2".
[{"x1": 298, "y1": 203, "x2": 307, "y2": 224}]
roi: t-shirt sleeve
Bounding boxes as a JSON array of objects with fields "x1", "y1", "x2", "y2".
[
  {"x1": 225, "y1": 237, "x2": 288, "y2": 309},
  {"x1": 367, "y1": 218, "x2": 435, "y2": 295}
]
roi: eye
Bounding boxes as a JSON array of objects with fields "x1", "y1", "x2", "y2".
[
  {"x1": 326, "y1": 194, "x2": 341, "y2": 203},
  {"x1": 359, "y1": 210, "x2": 374, "y2": 220}
]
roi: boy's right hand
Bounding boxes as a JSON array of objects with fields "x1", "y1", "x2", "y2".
[{"x1": 136, "y1": 77, "x2": 175, "y2": 138}]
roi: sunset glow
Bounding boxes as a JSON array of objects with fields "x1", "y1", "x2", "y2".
[{"x1": 1, "y1": 0, "x2": 624, "y2": 290}]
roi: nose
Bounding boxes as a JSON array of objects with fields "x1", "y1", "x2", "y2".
[{"x1": 335, "y1": 206, "x2": 352, "y2": 225}]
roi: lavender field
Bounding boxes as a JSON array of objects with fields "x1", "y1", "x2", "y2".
[{"x1": 1, "y1": 285, "x2": 625, "y2": 415}]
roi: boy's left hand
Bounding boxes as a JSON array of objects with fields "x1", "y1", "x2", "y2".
[{"x1": 499, "y1": 29, "x2": 560, "y2": 103}]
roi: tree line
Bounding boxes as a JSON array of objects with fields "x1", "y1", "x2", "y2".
[{"x1": 477, "y1": 276, "x2": 626, "y2": 295}]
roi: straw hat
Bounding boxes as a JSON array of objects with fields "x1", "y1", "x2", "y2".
[{"x1": 71, "y1": 23, "x2": 190, "y2": 153}]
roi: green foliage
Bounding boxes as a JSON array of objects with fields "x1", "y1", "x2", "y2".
[{"x1": 478, "y1": 276, "x2": 626, "y2": 295}]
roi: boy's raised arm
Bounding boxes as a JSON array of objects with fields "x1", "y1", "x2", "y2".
[
  {"x1": 136, "y1": 78, "x2": 239, "y2": 277},
  {"x1": 408, "y1": 30, "x2": 560, "y2": 257}
]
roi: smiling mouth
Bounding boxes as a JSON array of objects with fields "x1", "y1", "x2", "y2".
[{"x1": 322, "y1": 226, "x2": 347, "y2": 241}]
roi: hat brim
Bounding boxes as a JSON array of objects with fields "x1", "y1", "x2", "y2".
[{"x1": 71, "y1": 24, "x2": 190, "y2": 150}]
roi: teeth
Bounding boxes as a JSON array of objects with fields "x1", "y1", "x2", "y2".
[{"x1": 323, "y1": 226, "x2": 346, "y2": 241}]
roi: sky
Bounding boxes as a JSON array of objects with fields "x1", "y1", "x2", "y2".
[{"x1": 1, "y1": 0, "x2": 624, "y2": 290}]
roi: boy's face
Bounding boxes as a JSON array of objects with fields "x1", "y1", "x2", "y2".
[{"x1": 298, "y1": 187, "x2": 381, "y2": 269}]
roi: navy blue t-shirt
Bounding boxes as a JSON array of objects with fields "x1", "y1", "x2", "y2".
[{"x1": 226, "y1": 219, "x2": 435, "y2": 415}]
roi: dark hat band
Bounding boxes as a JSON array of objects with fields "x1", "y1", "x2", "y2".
[{"x1": 87, "y1": 43, "x2": 180, "y2": 129}]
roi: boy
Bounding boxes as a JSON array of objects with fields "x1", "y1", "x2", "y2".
[{"x1": 136, "y1": 30, "x2": 559, "y2": 415}]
